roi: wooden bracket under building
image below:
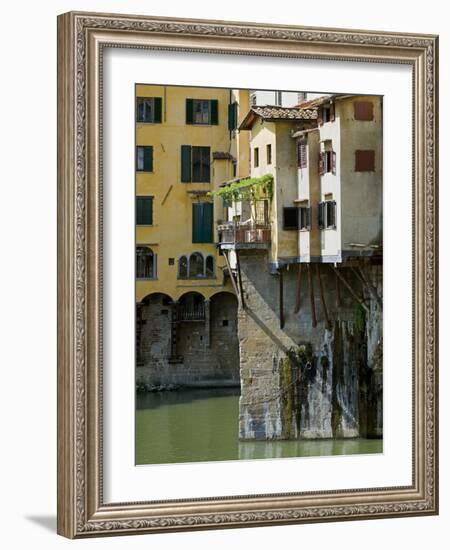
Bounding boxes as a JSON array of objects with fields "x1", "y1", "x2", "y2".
[
  {"x1": 316, "y1": 264, "x2": 331, "y2": 330},
  {"x1": 308, "y1": 264, "x2": 317, "y2": 328},
  {"x1": 294, "y1": 263, "x2": 302, "y2": 313},
  {"x1": 331, "y1": 265, "x2": 369, "y2": 313},
  {"x1": 222, "y1": 249, "x2": 244, "y2": 309},
  {"x1": 279, "y1": 266, "x2": 284, "y2": 329},
  {"x1": 235, "y1": 250, "x2": 246, "y2": 310}
]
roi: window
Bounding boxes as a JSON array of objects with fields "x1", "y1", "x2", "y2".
[
  {"x1": 192, "y1": 202, "x2": 213, "y2": 243},
  {"x1": 136, "y1": 146, "x2": 153, "y2": 172},
  {"x1": 283, "y1": 207, "x2": 311, "y2": 230},
  {"x1": 228, "y1": 102, "x2": 238, "y2": 131},
  {"x1": 318, "y1": 103, "x2": 335, "y2": 125},
  {"x1": 297, "y1": 141, "x2": 307, "y2": 168},
  {"x1": 181, "y1": 145, "x2": 210, "y2": 183},
  {"x1": 136, "y1": 247, "x2": 156, "y2": 279},
  {"x1": 136, "y1": 197, "x2": 153, "y2": 225},
  {"x1": 186, "y1": 99, "x2": 218, "y2": 125},
  {"x1": 266, "y1": 144, "x2": 272, "y2": 165},
  {"x1": 319, "y1": 150, "x2": 336, "y2": 175},
  {"x1": 354, "y1": 101, "x2": 374, "y2": 121},
  {"x1": 318, "y1": 201, "x2": 337, "y2": 230},
  {"x1": 136, "y1": 97, "x2": 162, "y2": 123},
  {"x1": 355, "y1": 149, "x2": 375, "y2": 172},
  {"x1": 283, "y1": 207, "x2": 299, "y2": 230},
  {"x1": 178, "y1": 253, "x2": 215, "y2": 279},
  {"x1": 299, "y1": 207, "x2": 311, "y2": 230},
  {"x1": 178, "y1": 255, "x2": 188, "y2": 278},
  {"x1": 190, "y1": 252, "x2": 204, "y2": 278},
  {"x1": 254, "y1": 147, "x2": 259, "y2": 168},
  {"x1": 205, "y1": 255, "x2": 214, "y2": 277}
]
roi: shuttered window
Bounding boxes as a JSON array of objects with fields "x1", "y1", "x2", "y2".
[
  {"x1": 318, "y1": 201, "x2": 337, "y2": 229},
  {"x1": 297, "y1": 142, "x2": 307, "y2": 168},
  {"x1": 181, "y1": 146, "x2": 210, "y2": 183},
  {"x1": 186, "y1": 99, "x2": 219, "y2": 125},
  {"x1": 228, "y1": 102, "x2": 238, "y2": 130},
  {"x1": 319, "y1": 150, "x2": 336, "y2": 175},
  {"x1": 136, "y1": 146, "x2": 153, "y2": 172},
  {"x1": 299, "y1": 207, "x2": 311, "y2": 230},
  {"x1": 355, "y1": 150, "x2": 375, "y2": 172},
  {"x1": 192, "y1": 202, "x2": 213, "y2": 243},
  {"x1": 136, "y1": 97, "x2": 162, "y2": 123},
  {"x1": 354, "y1": 101, "x2": 374, "y2": 121},
  {"x1": 318, "y1": 103, "x2": 335, "y2": 124},
  {"x1": 136, "y1": 197, "x2": 153, "y2": 225}
]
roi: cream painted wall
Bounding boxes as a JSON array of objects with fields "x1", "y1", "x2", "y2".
[{"x1": 318, "y1": 112, "x2": 342, "y2": 258}]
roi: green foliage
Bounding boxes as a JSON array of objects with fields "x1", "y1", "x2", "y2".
[{"x1": 208, "y1": 173, "x2": 274, "y2": 204}]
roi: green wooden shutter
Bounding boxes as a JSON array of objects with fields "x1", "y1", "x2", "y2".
[
  {"x1": 153, "y1": 97, "x2": 162, "y2": 123},
  {"x1": 143, "y1": 146, "x2": 153, "y2": 172},
  {"x1": 192, "y1": 203, "x2": 213, "y2": 243},
  {"x1": 136, "y1": 197, "x2": 153, "y2": 225},
  {"x1": 228, "y1": 102, "x2": 237, "y2": 130},
  {"x1": 186, "y1": 99, "x2": 194, "y2": 124},
  {"x1": 181, "y1": 145, "x2": 192, "y2": 182},
  {"x1": 210, "y1": 100, "x2": 219, "y2": 125}
]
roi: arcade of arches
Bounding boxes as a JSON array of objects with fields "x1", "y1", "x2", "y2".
[{"x1": 136, "y1": 291, "x2": 239, "y2": 387}]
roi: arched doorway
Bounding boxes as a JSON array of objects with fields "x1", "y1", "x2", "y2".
[{"x1": 137, "y1": 293, "x2": 174, "y2": 371}]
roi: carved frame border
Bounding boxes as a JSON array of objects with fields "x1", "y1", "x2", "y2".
[{"x1": 57, "y1": 11, "x2": 438, "y2": 538}]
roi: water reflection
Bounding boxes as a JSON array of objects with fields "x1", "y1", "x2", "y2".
[{"x1": 135, "y1": 388, "x2": 382, "y2": 465}]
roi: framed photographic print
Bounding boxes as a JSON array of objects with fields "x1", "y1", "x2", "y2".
[{"x1": 57, "y1": 11, "x2": 439, "y2": 538}]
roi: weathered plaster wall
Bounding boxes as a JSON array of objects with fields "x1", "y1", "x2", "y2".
[{"x1": 339, "y1": 96, "x2": 383, "y2": 253}]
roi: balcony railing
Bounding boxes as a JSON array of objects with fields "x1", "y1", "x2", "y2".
[
  {"x1": 218, "y1": 222, "x2": 271, "y2": 246},
  {"x1": 178, "y1": 304, "x2": 205, "y2": 321}
]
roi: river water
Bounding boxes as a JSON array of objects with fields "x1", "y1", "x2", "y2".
[{"x1": 136, "y1": 388, "x2": 382, "y2": 465}]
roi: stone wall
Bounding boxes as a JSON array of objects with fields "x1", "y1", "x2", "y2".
[
  {"x1": 238, "y1": 250, "x2": 382, "y2": 440},
  {"x1": 137, "y1": 292, "x2": 240, "y2": 388}
]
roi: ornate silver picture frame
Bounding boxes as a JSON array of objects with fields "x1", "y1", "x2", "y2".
[{"x1": 57, "y1": 11, "x2": 438, "y2": 538}]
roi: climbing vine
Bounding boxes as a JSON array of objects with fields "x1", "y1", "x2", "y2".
[{"x1": 208, "y1": 173, "x2": 273, "y2": 223}]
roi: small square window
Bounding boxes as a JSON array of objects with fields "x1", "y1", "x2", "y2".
[
  {"x1": 168, "y1": 258, "x2": 175, "y2": 266},
  {"x1": 222, "y1": 320, "x2": 229, "y2": 327}
]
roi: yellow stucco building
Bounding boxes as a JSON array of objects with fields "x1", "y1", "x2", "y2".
[{"x1": 135, "y1": 85, "x2": 251, "y2": 386}]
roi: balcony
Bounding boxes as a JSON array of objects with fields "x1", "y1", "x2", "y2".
[{"x1": 218, "y1": 222, "x2": 271, "y2": 249}]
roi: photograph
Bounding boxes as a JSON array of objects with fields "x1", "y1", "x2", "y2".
[{"x1": 134, "y1": 85, "x2": 384, "y2": 465}]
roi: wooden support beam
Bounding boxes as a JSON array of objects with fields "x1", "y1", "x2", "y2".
[
  {"x1": 222, "y1": 250, "x2": 242, "y2": 308},
  {"x1": 316, "y1": 264, "x2": 331, "y2": 330},
  {"x1": 308, "y1": 264, "x2": 317, "y2": 328},
  {"x1": 331, "y1": 266, "x2": 369, "y2": 313},
  {"x1": 294, "y1": 263, "x2": 302, "y2": 313},
  {"x1": 335, "y1": 271, "x2": 341, "y2": 307},
  {"x1": 279, "y1": 267, "x2": 285, "y2": 329},
  {"x1": 356, "y1": 266, "x2": 383, "y2": 309},
  {"x1": 235, "y1": 250, "x2": 246, "y2": 310}
]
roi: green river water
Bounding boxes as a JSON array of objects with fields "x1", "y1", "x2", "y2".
[{"x1": 136, "y1": 388, "x2": 382, "y2": 465}]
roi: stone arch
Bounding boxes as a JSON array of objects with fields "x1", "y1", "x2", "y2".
[
  {"x1": 137, "y1": 292, "x2": 174, "y2": 370},
  {"x1": 209, "y1": 292, "x2": 239, "y2": 382}
]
